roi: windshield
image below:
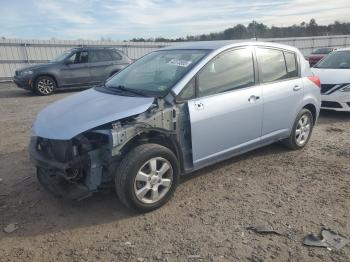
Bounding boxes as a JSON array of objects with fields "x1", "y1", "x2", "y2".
[
  {"x1": 315, "y1": 51, "x2": 350, "y2": 69},
  {"x1": 312, "y1": 48, "x2": 333, "y2": 55},
  {"x1": 51, "y1": 50, "x2": 72, "y2": 62},
  {"x1": 105, "y1": 49, "x2": 209, "y2": 97}
]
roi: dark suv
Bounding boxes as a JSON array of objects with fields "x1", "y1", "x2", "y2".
[{"x1": 14, "y1": 47, "x2": 132, "y2": 95}]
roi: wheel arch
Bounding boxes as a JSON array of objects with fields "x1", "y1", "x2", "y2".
[
  {"x1": 302, "y1": 103, "x2": 317, "y2": 123},
  {"x1": 119, "y1": 130, "x2": 184, "y2": 172},
  {"x1": 33, "y1": 74, "x2": 59, "y2": 88}
]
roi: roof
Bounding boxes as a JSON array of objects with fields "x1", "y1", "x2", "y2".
[{"x1": 161, "y1": 40, "x2": 299, "y2": 52}]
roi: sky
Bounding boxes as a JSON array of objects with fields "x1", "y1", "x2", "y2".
[{"x1": 1, "y1": 0, "x2": 350, "y2": 40}]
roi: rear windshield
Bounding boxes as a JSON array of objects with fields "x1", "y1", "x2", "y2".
[{"x1": 315, "y1": 51, "x2": 350, "y2": 69}]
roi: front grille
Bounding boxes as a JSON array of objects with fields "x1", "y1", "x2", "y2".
[
  {"x1": 321, "y1": 84, "x2": 336, "y2": 94},
  {"x1": 321, "y1": 101, "x2": 342, "y2": 108},
  {"x1": 321, "y1": 83, "x2": 350, "y2": 94}
]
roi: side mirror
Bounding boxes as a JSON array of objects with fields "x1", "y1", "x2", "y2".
[{"x1": 64, "y1": 60, "x2": 73, "y2": 65}]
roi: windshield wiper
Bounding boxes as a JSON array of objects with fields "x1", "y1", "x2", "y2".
[{"x1": 108, "y1": 85, "x2": 150, "y2": 97}]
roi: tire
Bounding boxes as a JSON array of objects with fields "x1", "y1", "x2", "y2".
[
  {"x1": 34, "y1": 76, "x2": 56, "y2": 95},
  {"x1": 115, "y1": 143, "x2": 180, "y2": 212},
  {"x1": 283, "y1": 108, "x2": 314, "y2": 150}
]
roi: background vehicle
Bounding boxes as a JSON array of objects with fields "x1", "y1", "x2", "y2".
[
  {"x1": 30, "y1": 41, "x2": 321, "y2": 212},
  {"x1": 13, "y1": 47, "x2": 132, "y2": 95},
  {"x1": 312, "y1": 48, "x2": 350, "y2": 111},
  {"x1": 306, "y1": 47, "x2": 336, "y2": 67}
]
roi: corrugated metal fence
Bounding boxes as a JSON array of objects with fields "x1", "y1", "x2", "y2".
[{"x1": 1, "y1": 35, "x2": 350, "y2": 81}]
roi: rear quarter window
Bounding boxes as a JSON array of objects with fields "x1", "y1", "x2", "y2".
[{"x1": 284, "y1": 51, "x2": 298, "y2": 78}]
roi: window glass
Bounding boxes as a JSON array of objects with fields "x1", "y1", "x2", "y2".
[
  {"x1": 66, "y1": 51, "x2": 88, "y2": 64},
  {"x1": 256, "y1": 48, "x2": 288, "y2": 83},
  {"x1": 178, "y1": 78, "x2": 195, "y2": 101},
  {"x1": 315, "y1": 51, "x2": 350, "y2": 69},
  {"x1": 110, "y1": 50, "x2": 122, "y2": 60},
  {"x1": 79, "y1": 51, "x2": 88, "y2": 63},
  {"x1": 284, "y1": 51, "x2": 298, "y2": 78},
  {"x1": 105, "y1": 49, "x2": 208, "y2": 97},
  {"x1": 89, "y1": 50, "x2": 112, "y2": 62},
  {"x1": 198, "y1": 48, "x2": 255, "y2": 97},
  {"x1": 66, "y1": 52, "x2": 77, "y2": 64}
]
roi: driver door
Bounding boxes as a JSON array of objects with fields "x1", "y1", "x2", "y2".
[
  {"x1": 187, "y1": 47, "x2": 263, "y2": 169},
  {"x1": 60, "y1": 51, "x2": 91, "y2": 87}
]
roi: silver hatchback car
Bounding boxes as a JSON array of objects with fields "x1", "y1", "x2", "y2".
[{"x1": 30, "y1": 41, "x2": 321, "y2": 212}]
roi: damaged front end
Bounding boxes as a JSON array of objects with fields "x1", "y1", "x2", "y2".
[
  {"x1": 29, "y1": 98, "x2": 186, "y2": 200},
  {"x1": 30, "y1": 131, "x2": 112, "y2": 200}
]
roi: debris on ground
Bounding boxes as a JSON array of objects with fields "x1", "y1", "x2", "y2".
[
  {"x1": 304, "y1": 228, "x2": 349, "y2": 250},
  {"x1": 246, "y1": 225, "x2": 282, "y2": 235},
  {"x1": 188, "y1": 254, "x2": 203, "y2": 259},
  {"x1": 259, "y1": 209, "x2": 276, "y2": 215},
  {"x1": 3, "y1": 223, "x2": 19, "y2": 233},
  {"x1": 0, "y1": 178, "x2": 3, "y2": 182}
]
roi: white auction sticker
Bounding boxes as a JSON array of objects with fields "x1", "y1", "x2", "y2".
[{"x1": 167, "y1": 59, "x2": 192, "y2": 67}]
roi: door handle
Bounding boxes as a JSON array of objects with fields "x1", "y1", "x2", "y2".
[
  {"x1": 194, "y1": 101, "x2": 204, "y2": 110},
  {"x1": 248, "y1": 95, "x2": 260, "y2": 103},
  {"x1": 293, "y1": 85, "x2": 302, "y2": 91}
]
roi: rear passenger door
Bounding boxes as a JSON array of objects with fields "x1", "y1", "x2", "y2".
[
  {"x1": 187, "y1": 47, "x2": 263, "y2": 168},
  {"x1": 89, "y1": 49, "x2": 121, "y2": 84},
  {"x1": 255, "y1": 47, "x2": 303, "y2": 138}
]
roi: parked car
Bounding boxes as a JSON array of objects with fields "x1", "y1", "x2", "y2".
[
  {"x1": 312, "y1": 48, "x2": 350, "y2": 111},
  {"x1": 30, "y1": 41, "x2": 321, "y2": 212},
  {"x1": 306, "y1": 47, "x2": 336, "y2": 67},
  {"x1": 13, "y1": 47, "x2": 132, "y2": 95}
]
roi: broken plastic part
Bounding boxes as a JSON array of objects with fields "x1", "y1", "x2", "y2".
[{"x1": 303, "y1": 229, "x2": 349, "y2": 250}]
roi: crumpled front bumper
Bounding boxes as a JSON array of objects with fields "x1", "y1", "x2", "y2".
[{"x1": 29, "y1": 137, "x2": 92, "y2": 200}]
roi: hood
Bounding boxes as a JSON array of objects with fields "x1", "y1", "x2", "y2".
[
  {"x1": 312, "y1": 68, "x2": 350, "y2": 84},
  {"x1": 18, "y1": 63, "x2": 56, "y2": 72},
  {"x1": 33, "y1": 88, "x2": 155, "y2": 140}
]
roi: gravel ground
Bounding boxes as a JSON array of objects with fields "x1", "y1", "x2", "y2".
[{"x1": 0, "y1": 83, "x2": 349, "y2": 261}]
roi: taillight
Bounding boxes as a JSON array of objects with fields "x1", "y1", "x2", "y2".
[{"x1": 308, "y1": 76, "x2": 321, "y2": 88}]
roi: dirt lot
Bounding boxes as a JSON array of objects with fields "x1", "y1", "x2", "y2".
[{"x1": 0, "y1": 82, "x2": 349, "y2": 261}]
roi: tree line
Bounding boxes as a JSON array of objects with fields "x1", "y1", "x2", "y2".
[{"x1": 130, "y1": 19, "x2": 350, "y2": 42}]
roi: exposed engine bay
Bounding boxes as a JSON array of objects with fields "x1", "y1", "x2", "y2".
[{"x1": 29, "y1": 100, "x2": 192, "y2": 200}]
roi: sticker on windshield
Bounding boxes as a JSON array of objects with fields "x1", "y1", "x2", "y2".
[{"x1": 167, "y1": 59, "x2": 192, "y2": 67}]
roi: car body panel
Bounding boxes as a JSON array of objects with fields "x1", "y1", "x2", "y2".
[
  {"x1": 60, "y1": 62, "x2": 91, "y2": 86},
  {"x1": 188, "y1": 85, "x2": 263, "y2": 168},
  {"x1": 261, "y1": 78, "x2": 304, "y2": 137},
  {"x1": 33, "y1": 88, "x2": 154, "y2": 140}
]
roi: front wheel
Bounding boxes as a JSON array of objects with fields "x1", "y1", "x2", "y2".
[
  {"x1": 34, "y1": 76, "x2": 56, "y2": 95},
  {"x1": 115, "y1": 144, "x2": 180, "y2": 212},
  {"x1": 283, "y1": 108, "x2": 314, "y2": 150}
]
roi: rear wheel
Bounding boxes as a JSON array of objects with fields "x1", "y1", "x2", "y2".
[
  {"x1": 115, "y1": 144, "x2": 179, "y2": 212},
  {"x1": 34, "y1": 76, "x2": 56, "y2": 95},
  {"x1": 283, "y1": 108, "x2": 314, "y2": 150}
]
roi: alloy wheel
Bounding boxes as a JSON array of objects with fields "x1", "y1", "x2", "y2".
[
  {"x1": 133, "y1": 157, "x2": 173, "y2": 204},
  {"x1": 295, "y1": 114, "x2": 311, "y2": 146},
  {"x1": 37, "y1": 78, "x2": 54, "y2": 94}
]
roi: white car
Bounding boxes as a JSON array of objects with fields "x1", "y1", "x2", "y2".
[{"x1": 312, "y1": 48, "x2": 350, "y2": 111}]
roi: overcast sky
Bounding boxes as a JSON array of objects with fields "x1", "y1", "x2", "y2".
[{"x1": 1, "y1": 0, "x2": 350, "y2": 40}]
